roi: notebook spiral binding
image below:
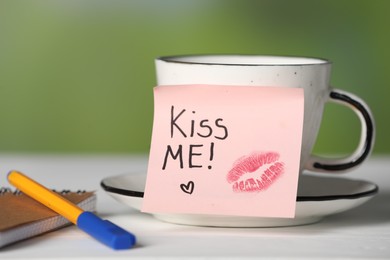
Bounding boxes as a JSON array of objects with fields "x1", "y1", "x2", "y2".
[{"x1": 0, "y1": 187, "x2": 87, "y2": 196}]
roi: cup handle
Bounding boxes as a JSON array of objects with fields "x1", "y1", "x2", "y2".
[{"x1": 306, "y1": 88, "x2": 375, "y2": 173}]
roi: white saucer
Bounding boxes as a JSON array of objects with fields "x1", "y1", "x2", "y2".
[{"x1": 101, "y1": 172, "x2": 378, "y2": 227}]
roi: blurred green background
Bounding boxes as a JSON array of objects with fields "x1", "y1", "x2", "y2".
[{"x1": 0, "y1": 0, "x2": 389, "y2": 155}]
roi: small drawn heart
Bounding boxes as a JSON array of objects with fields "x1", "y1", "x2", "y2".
[{"x1": 180, "y1": 181, "x2": 194, "y2": 195}]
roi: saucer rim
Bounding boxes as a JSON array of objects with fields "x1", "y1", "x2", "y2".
[{"x1": 100, "y1": 174, "x2": 379, "y2": 202}]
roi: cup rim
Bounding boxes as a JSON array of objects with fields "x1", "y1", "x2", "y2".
[{"x1": 157, "y1": 54, "x2": 331, "y2": 67}]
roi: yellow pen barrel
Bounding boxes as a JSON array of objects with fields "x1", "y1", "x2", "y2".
[{"x1": 7, "y1": 171, "x2": 83, "y2": 224}]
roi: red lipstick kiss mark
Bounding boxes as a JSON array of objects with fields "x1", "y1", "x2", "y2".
[{"x1": 227, "y1": 152, "x2": 284, "y2": 192}]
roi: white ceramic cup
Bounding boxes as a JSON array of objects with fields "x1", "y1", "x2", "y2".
[{"x1": 155, "y1": 55, "x2": 375, "y2": 174}]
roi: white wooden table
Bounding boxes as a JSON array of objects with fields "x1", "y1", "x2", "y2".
[{"x1": 0, "y1": 154, "x2": 389, "y2": 259}]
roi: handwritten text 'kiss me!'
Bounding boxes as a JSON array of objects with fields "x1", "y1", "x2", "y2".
[{"x1": 162, "y1": 106, "x2": 229, "y2": 170}]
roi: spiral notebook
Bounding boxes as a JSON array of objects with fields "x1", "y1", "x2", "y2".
[{"x1": 0, "y1": 188, "x2": 96, "y2": 248}]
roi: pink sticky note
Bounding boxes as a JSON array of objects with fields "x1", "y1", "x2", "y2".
[{"x1": 142, "y1": 85, "x2": 304, "y2": 218}]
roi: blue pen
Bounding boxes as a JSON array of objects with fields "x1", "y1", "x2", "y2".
[{"x1": 8, "y1": 170, "x2": 136, "y2": 250}]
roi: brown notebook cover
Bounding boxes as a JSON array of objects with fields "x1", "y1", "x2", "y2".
[{"x1": 0, "y1": 188, "x2": 96, "y2": 248}]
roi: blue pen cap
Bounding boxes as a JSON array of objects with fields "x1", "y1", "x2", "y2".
[{"x1": 77, "y1": 211, "x2": 136, "y2": 250}]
